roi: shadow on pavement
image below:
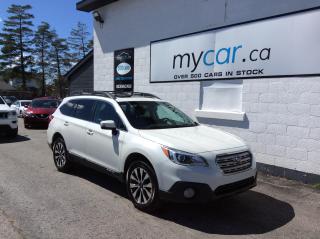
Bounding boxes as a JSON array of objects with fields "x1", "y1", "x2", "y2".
[
  {"x1": 152, "y1": 191, "x2": 295, "y2": 235},
  {"x1": 69, "y1": 164, "x2": 127, "y2": 198},
  {"x1": 69, "y1": 164, "x2": 295, "y2": 235},
  {"x1": 0, "y1": 135, "x2": 30, "y2": 144}
]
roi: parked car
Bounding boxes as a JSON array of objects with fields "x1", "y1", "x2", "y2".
[
  {"x1": 24, "y1": 97, "x2": 59, "y2": 129},
  {"x1": 0, "y1": 96, "x2": 18, "y2": 138},
  {"x1": 47, "y1": 92, "x2": 257, "y2": 211},
  {"x1": 11, "y1": 100, "x2": 32, "y2": 117}
]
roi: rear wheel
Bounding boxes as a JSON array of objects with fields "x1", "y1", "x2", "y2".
[
  {"x1": 126, "y1": 160, "x2": 160, "y2": 212},
  {"x1": 52, "y1": 137, "x2": 71, "y2": 172}
]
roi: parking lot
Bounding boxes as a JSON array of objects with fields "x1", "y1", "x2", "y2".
[{"x1": 0, "y1": 119, "x2": 319, "y2": 239}]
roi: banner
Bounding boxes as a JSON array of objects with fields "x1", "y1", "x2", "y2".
[
  {"x1": 114, "y1": 48, "x2": 134, "y2": 92},
  {"x1": 150, "y1": 9, "x2": 320, "y2": 82}
]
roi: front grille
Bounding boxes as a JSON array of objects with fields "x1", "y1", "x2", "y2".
[
  {"x1": 35, "y1": 114, "x2": 49, "y2": 119},
  {"x1": 0, "y1": 112, "x2": 8, "y2": 119},
  {"x1": 216, "y1": 151, "x2": 252, "y2": 174}
]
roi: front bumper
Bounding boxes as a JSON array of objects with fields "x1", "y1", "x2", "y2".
[
  {"x1": 24, "y1": 115, "x2": 50, "y2": 127},
  {"x1": 0, "y1": 118, "x2": 18, "y2": 131},
  {"x1": 159, "y1": 174, "x2": 257, "y2": 203}
]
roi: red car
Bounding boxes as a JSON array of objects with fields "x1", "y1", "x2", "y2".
[{"x1": 24, "y1": 97, "x2": 60, "y2": 129}]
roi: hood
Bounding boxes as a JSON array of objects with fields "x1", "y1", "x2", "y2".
[
  {"x1": 139, "y1": 125, "x2": 246, "y2": 154},
  {"x1": 27, "y1": 107, "x2": 56, "y2": 115},
  {"x1": 0, "y1": 104, "x2": 11, "y2": 112}
]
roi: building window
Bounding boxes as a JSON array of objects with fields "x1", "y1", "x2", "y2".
[{"x1": 195, "y1": 80, "x2": 245, "y2": 121}]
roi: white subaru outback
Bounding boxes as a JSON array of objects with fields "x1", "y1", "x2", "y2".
[
  {"x1": 0, "y1": 96, "x2": 18, "y2": 138},
  {"x1": 47, "y1": 92, "x2": 257, "y2": 211}
]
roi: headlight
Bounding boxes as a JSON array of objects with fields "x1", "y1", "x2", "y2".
[
  {"x1": 24, "y1": 111, "x2": 34, "y2": 117},
  {"x1": 161, "y1": 146, "x2": 208, "y2": 167}
]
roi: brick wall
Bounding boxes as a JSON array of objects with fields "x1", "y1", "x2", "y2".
[{"x1": 94, "y1": 0, "x2": 320, "y2": 176}]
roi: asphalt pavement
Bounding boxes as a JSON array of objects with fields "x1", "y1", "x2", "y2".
[{"x1": 0, "y1": 119, "x2": 319, "y2": 239}]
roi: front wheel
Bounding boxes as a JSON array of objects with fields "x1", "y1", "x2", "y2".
[
  {"x1": 52, "y1": 137, "x2": 71, "y2": 172},
  {"x1": 126, "y1": 161, "x2": 160, "y2": 212}
]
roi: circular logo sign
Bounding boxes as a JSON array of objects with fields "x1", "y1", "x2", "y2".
[{"x1": 116, "y1": 62, "x2": 131, "y2": 75}]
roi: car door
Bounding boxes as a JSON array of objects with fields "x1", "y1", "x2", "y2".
[
  {"x1": 84, "y1": 100, "x2": 126, "y2": 172},
  {"x1": 64, "y1": 99, "x2": 95, "y2": 159}
]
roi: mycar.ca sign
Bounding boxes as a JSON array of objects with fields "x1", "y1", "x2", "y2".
[
  {"x1": 114, "y1": 48, "x2": 134, "y2": 92},
  {"x1": 150, "y1": 9, "x2": 320, "y2": 83}
]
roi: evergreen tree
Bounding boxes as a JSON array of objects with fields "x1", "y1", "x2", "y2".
[
  {"x1": 68, "y1": 22, "x2": 91, "y2": 62},
  {"x1": 0, "y1": 4, "x2": 34, "y2": 90},
  {"x1": 33, "y1": 22, "x2": 53, "y2": 96},
  {"x1": 50, "y1": 31, "x2": 71, "y2": 98}
]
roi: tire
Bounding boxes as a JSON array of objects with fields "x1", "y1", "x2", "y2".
[
  {"x1": 8, "y1": 128, "x2": 18, "y2": 138},
  {"x1": 24, "y1": 121, "x2": 30, "y2": 129},
  {"x1": 126, "y1": 160, "x2": 160, "y2": 212},
  {"x1": 52, "y1": 137, "x2": 71, "y2": 173}
]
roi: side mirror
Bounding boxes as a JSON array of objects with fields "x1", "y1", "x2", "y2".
[{"x1": 100, "y1": 120, "x2": 117, "y2": 132}]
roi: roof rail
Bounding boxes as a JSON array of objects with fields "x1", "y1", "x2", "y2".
[
  {"x1": 71, "y1": 91, "x2": 160, "y2": 100},
  {"x1": 71, "y1": 91, "x2": 115, "y2": 99}
]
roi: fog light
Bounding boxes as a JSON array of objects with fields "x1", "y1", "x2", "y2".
[{"x1": 183, "y1": 188, "x2": 195, "y2": 199}]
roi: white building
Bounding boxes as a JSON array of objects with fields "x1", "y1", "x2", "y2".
[{"x1": 77, "y1": 0, "x2": 320, "y2": 183}]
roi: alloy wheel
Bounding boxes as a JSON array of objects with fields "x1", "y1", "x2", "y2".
[
  {"x1": 54, "y1": 141, "x2": 66, "y2": 168},
  {"x1": 129, "y1": 167, "x2": 154, "y2": 205}
]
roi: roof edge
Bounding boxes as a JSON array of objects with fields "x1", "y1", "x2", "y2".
[
  {"x1": 76, "y1": 0, "x2": 117, "y2": 12},
  {"x1": 64, "y1": 50, "x2": 93, "y2": 80}
]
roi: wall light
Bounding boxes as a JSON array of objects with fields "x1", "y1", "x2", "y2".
[{"x1": 93, "y1": 11, "x2": 104, "y2": 24}]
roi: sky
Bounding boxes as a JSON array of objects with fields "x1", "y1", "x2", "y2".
[{"x1": 0, "y1": 0, "x2": 93, "y2": 39}]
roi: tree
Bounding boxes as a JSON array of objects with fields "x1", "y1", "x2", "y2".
[
  {"x1": 33, "y1": 22, "x2": 54, "y2": 96},
  {"x1": 0, "y1": 4, "x2": 34, "y2": 90},
  {"x1": 50, "y1": 31, "x2": 71, "y2": 98},
  {"x1": 68, "y1": 22, "x2": 91, "y2": 62}
]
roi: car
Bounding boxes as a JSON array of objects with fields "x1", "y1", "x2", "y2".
[
  {"x1": 24, "y1": 97, "x2": 59, "y2": 129},
  {"x1": 47, "y1": 91, "x2": 257, "y2": 211},
  {"x1": 11, "y1": 100, "x2": 32, "y2": 117},
  {"x1": 0, "y1": 96, "x2": 18, "y2": 138}
]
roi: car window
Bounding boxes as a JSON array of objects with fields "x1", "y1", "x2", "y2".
[
  {"x1": 60, "y1": 100, "x2": 77, "y2": 117},
  {"x1": 156, "y1": 104, "x2": 185, "y2": 124},
  {"x1": 119, "y1": 101, "x2": 198, "y2": 129},
  {"x1": 74, "y1": 99, "x2": 95, "y2": 121},
  {"x1": 31, "y1": 100, "x2": 59, "y2": 108},
  {"x1": 93, "y1": 101, "x2": 125, "y2": 130},
  {"x1": 21, "y1": 102, "x2": 30, "y2": 107},
  {"x1": 0, "y1": 97, "x2": 5, "y2": 104}
]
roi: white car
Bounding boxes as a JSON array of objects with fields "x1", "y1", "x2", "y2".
[
  {"x1": 11, "y1": 100, "x2": 32, "y2": 117},
  {"x1": 0, "y1": 96, "x2": 18, "y2": 138},
  {"x1": 47, "y1": 92, "x2": 257, "y2": 211}
]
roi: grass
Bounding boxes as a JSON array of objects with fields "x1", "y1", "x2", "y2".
[{"x1": 313, "y1": 183, "x2": 320, "y2": 190}]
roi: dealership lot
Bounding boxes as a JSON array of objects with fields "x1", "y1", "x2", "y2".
[{"x1": 0, "y1": 119, "x2": 319, "y2": 239}]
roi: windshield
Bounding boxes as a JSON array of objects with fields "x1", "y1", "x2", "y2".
[
  {"x1": 31, "y1": 99, "x2": 58, "y2": 108},
  {"x1": 0, "y1": 97, "x2": 5, "y2": 105},
  {"x1": 21, "y1": 101, "x2": 30, "y2": 107},
  {"x1": 119, "y1": 101, "x2": 198, "y2": 129}
]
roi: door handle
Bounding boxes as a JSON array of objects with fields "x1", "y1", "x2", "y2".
[
  {"x1": 86, "y1": 129, "x2": 94, "y2": 136},
  {"x1": 64, "y1": 121, "x2": 69, "y2": 126}
]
